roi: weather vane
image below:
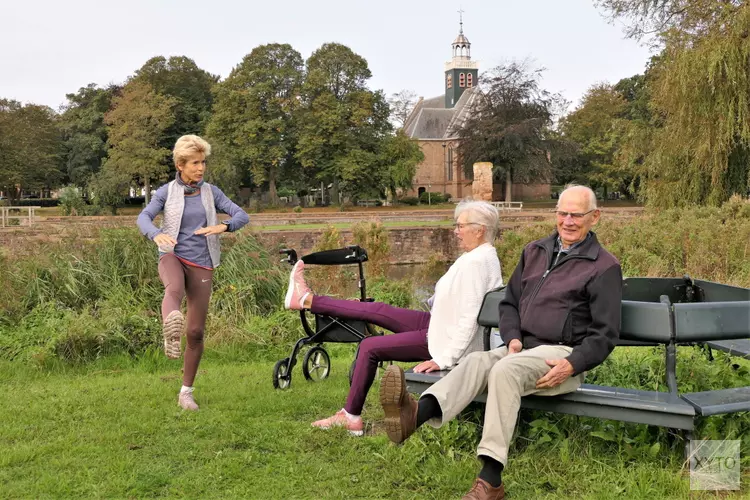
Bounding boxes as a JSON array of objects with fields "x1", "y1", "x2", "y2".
[{"x1": 458, "y1": 8, "x2": 465, "y2": 33}]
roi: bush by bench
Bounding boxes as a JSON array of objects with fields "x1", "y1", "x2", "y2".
[{"x1": 404, "y1": 277, "x2": 750, "y2": 455}]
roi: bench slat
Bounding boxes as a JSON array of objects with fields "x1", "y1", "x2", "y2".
[
  {"x1": 620, "y1": 301, "x2": 672, "y2": 343},
  {"x1": 404, "y1": 371, "x2": 696, "y2": 417},
  {"x1": 705, "y1": 339, "x2": 750, "y2": 360},
  {"x1": 673, "y1": 302, "x2": 750, "y2": 342},
  {"x1": 681, "y1": 387, "x2": 750, "y2": 416}
]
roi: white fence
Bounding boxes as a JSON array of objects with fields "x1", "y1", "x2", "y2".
[
  {"x1": 1, "y1": 206, "x2": 40, "y2": 228},
  {"x1": 490, "y1": 201, "x2": 523, "y2": 211}
]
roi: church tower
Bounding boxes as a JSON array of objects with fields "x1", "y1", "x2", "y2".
[{"x1": 445, "y1": 11, "x2": 479, "y2": 108}]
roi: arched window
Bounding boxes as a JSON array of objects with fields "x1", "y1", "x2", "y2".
[
  {"x1": 467, "y1": 73, "x2": 473, "y2": 88},
  {"x1": 447, "y1": 146, "x2": 454, "y2": 181},
  {"x1": 459, "y1": 73, "x2": 465, "y2": 88},
  {"x1": 446, "y1": 74, "x2": 452, "y2": 89}
]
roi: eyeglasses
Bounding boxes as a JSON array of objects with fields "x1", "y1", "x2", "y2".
[
  {"x1": 555, "y1": 209, "x2": 596, "y2": 221},
  {"x1": 454, "y1": 222, "x2": 482, "y2": 230}
]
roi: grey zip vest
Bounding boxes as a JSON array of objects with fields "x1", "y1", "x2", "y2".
[{"x1": 159, "y1": 180, "x2": 221, "y2": 267}]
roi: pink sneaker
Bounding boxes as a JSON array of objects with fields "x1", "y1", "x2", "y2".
[
  {"x1": 311, "y1": 410, "x2": 364, "y2": 436},
  {"x1": 178, "y1": 391, "x2": 199, "y2": 411},
  {"x1": 284, "y1": 260, "x2": 311, "y2": 310}
]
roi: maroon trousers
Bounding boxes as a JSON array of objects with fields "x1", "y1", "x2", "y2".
[{"x1": 310, "y1": 296, "x2": 431, "y2": 415}]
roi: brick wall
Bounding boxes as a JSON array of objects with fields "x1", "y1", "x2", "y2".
[{"x1": 256, "y1": 227, "x2": 462, "y2": 264}]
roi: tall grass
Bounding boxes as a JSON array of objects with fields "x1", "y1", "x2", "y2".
[
  {"x1": 0, "y1": 222, "x2": 414, "y2": 364},
  {"x1": 496, "y1": 196, "x2": 750, "y2": 287},
  {"x1": 0, "y1": 228, "x2": 294, "y2": 364}
]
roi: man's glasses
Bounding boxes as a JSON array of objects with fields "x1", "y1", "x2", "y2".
[
  {"x1": 554, "y1": 209, "x2": 596, "y2": 221},
  {"x1": 454, "y1": 222, "x2": 481, "y2": 230}
]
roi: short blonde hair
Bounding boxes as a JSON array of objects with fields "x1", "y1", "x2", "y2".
[
  {"x1": 173, "y1": 135, "x2": 211, "y2": 167},
  {"x1": 454, "y1": 199, "x2": 500, "y2": 242}
]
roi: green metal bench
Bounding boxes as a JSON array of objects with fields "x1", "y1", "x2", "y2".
[{"x1": 404, "y1": 277, "x2": 750, "y2": 452}]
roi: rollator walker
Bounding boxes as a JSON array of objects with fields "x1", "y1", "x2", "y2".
[{"x1": 273, "y1": 245, "x2": 385, "y2": 389}]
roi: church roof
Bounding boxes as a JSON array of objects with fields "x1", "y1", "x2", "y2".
[
  {"x1": 452, "y1": 33, "x2": 470, "y2": 45},
  {"x1": 404, "y1": 87, "x2": 479, "y2": 140}
]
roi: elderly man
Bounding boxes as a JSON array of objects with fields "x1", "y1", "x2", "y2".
[{"x1": 379, "y1": 185, "x2": 622, "y2": 500}]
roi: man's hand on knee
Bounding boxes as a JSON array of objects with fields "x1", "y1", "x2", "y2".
[
  {"x1": 535, "y1": 358, "x2": 574, "y2": 389},
  {"x1": 508, "y1": 339, "x2": 523, "y2": 355}
]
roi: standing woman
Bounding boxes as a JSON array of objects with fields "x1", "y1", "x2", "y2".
[{"x1": 137, "y1": 135, "x2": 249, "y2": 410}]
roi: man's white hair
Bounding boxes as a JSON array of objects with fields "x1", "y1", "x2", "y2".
[
  {"x1": 454, "y1": 199, "x2": 499, "y2": 242},
  {"x1": 558, "y1": 184, "x2": 597, "y2": 210}
]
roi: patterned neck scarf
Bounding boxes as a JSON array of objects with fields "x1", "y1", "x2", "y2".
[{"x1": 175, "y1": 171, "x2": 204, "y2": 195}]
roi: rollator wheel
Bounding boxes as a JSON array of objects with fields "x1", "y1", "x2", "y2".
[
  {"x1": 273, "y1": 358, "x2": 292, "y2": 390},
  {"x1": 302, "y1": 346, "x2": 330, "y2": 382}
]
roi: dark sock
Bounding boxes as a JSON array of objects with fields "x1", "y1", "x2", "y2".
[
  {"x1": 416, "y1": 394, "x2": 442, "y2": 427},
  {"x1": 478, "y1": 455, "x2": 503, "y2": 488}
]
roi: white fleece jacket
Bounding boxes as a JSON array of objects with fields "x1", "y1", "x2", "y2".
[{"x1": 427, "y1": 242, "x2": 503, "y2": 369}]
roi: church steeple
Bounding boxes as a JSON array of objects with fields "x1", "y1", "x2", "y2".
[{"x1": 445, "y1": 10, "x2": 479, "y2": 108}]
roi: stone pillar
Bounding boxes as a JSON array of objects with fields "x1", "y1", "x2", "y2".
[{"x1": 472, "y1": 162, "x2": 493, "y2": 201}]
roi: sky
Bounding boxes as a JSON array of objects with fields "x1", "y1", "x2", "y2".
[{"x1": 0, "y1": 0, "x2": 653, "y2": 113}]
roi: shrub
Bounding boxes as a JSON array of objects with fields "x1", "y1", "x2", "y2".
[
  {"x1": 419, "y1": 192, "x2": 450, "y2": 204},
  {"x1": 352, "y1": 219, "x2": 390, "y2": 277},
  {"x1": 58, "y1": 186, "x2": 85, "y2": 216},
  {"x1": 399, "y1": 196, "x2": 419, "y2": 206},
  {"x1": 293, "y1": 205, "x2": 302, "y2": 213},
  {"x1": 367, "y1": 277, "x2": 413, "y2": 309},
  {"x1": 88, "y1": 168, "x2": 131, "y2": 215}
]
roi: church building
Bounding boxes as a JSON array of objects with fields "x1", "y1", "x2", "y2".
[{"x1": 403, "y1": 19, "x2": 550, "y2": 201}]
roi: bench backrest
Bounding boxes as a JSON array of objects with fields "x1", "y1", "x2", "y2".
[
  {"x1": 476, "y1": 288, "x2": 673, "y2": 344},
  {"x1": 477, "y1": 283, "x2": 750, "y2": 345},
  {"x1": 673, "y1": 302, "x2": 750, "y2": 342}
]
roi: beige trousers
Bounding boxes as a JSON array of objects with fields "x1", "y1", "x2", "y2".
[{"x1": 422, "y1": 345, "x2": 583, "y2": 466}]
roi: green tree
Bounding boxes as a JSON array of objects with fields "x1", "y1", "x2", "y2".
[
  {"x1": 59, "y1": 83, "x2": 119, "y2": 187},
  {"x1": 87, "y1": 167, "x2": 132, "y2": 214},
  {"x1": 296, "y1": 43, "x2": 392, "y2": 204},
  {"x1": 207, "y1": 44, "x2": 304, "y2": 203},
  {"x1": 456, "y1": 62, "x2": 565, "y2": 201},
  {"x1": 0, "y1": 100, "x2": 63, "y2": 199},
  {"x1": 559, "y1": 83, "x2": 631, "y2": 199},
  {"x1": 104, "y1": 81, "x2": 176, "y2": 204},
  {"x1": 132, "y1": 56, "x2": 218, "y2": 175},
  {"x1": 388, "y1": 89, "x2": 417, "y2": 128},
  {"x1": 378, "y1": 130, "x2": 424, "y2": 199},
  {"x1": 599, "y1": 0, "x2": 750, "y2": 206}
]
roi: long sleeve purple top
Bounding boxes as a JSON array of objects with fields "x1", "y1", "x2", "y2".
[{"x1": 137, "y1": 183, "x2": 250, "y2": 268}]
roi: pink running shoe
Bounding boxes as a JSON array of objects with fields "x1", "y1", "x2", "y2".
[
  {"x1": 178, "y1": 391, "x2": 199, "y2": 411},
  {"x1": 284, "y1": 260, "x2": 311, "y2": 310},
  {"x1": 311, "y1": 410, "x2": 364, "y2": 436}
]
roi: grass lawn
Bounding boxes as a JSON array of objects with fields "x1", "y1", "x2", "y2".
[{"x1": 1, "y1": 350, "x2": 744, "y2": 499}]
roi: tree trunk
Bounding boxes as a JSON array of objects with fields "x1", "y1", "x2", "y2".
[
  {"x1": 268, "y1": 166, "x2": 278, "y2": 205},
  {"x1": 505, "y1": 168, "x2": 513, "y2": 202},
  {"x1": 144, "y1": 178, "x2": 151, "y2": 205},
  {"x1": 332, "y1": 178, "x2": 340, "y2": 205},
  {"x1": 602, "y1": 185, "x2": 608, "y2": 206}
]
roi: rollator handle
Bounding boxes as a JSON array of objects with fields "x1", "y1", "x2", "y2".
[{"x1": 278, "y1": 248, "x2": 298, "y2": 265}]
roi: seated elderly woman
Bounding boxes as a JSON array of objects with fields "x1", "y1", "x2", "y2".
[{"x1": 284, "y1": 200, "x2": 503, "y2": 436}]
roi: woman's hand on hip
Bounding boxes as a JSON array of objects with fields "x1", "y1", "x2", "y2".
[
  {"x1": 194, "y1": 224, "x2": 228, "y2": 236},
  {"x1": 153, "y1": 233, "x2": 177, "y2": 248},
  {"x1": 413, "y1": 360, "x2": 440, "y2": 373}
]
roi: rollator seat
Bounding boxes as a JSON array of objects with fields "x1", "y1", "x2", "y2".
[{"x1": 301, "y1": 246, "x2": 369, "y2": 266}]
